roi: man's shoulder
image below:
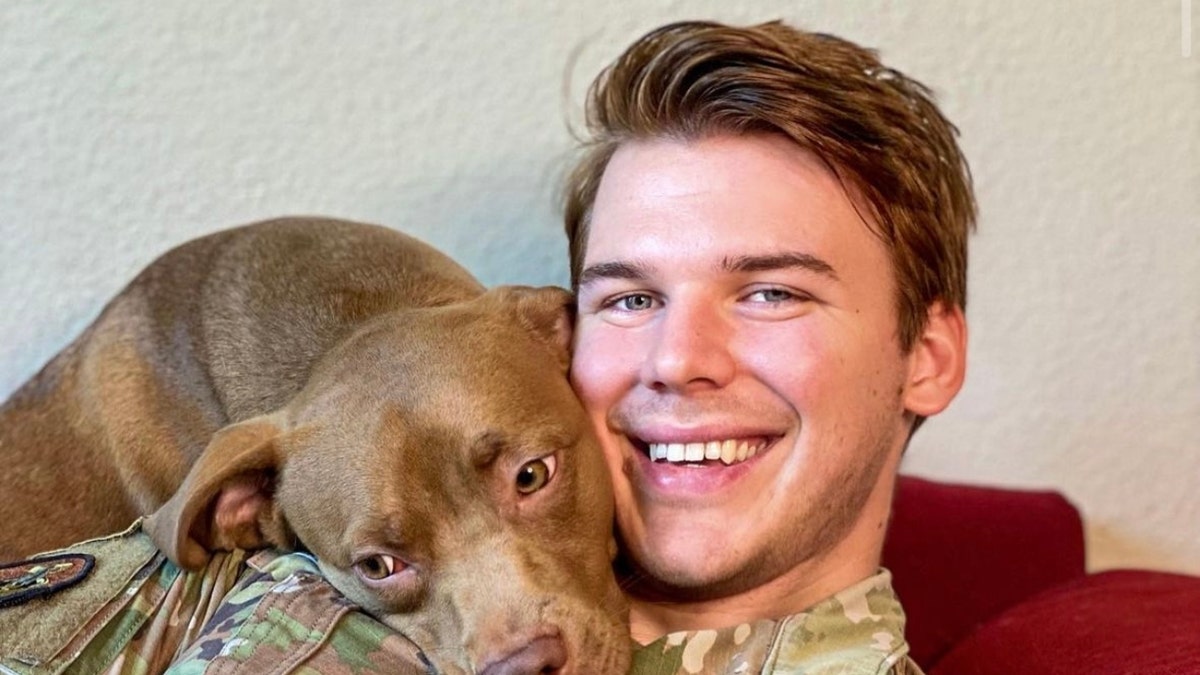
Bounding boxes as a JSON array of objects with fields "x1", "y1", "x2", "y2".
[
  {"x1": 766, "y1": 571, "x2": 918, "y2": 673},
  {"x1": 0, "y1": 529, "x2": 428, "y2": 674},
  {"x1": 166, "y1": 548, "x2": 428, "y2": 674},
  {"x1": 0, "y1": 522, "x2": 170, "y2": 674},
  {"x1": 630, "y1": 570, "x2": 922, "y2": 675}
]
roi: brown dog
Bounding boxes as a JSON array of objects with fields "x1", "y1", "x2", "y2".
[{"x1": 0, "y1": 218, "x2": 629, "y2": 673}]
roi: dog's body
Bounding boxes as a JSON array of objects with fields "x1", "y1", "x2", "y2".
[
  {"x1": 0, "y1": 218, "x2": 629, "y2": 674},
  {"x1": 2, "y1": 218, "x2": 485, "y2": 553}
]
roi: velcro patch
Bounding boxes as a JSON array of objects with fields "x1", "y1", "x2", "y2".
[{"x1": 0, "y1": 553, "x2": 95, "y2": 608}]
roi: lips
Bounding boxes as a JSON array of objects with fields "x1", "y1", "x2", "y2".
[{"x1": 623, "y1": 434, "x2": 779, "y2": 497}]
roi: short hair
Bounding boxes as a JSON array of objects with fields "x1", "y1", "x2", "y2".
[{"x1": 563, "y1": 20, "x2": 976, "y2": 350}]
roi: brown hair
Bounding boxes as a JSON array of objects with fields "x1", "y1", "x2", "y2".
[{"x1": 564, "y1": 20, "x2": 975, "y2": 350}]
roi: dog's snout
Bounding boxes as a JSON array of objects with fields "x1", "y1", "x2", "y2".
[{"x1": 478, "y1": 634, "x2": 568, "y2": 675}]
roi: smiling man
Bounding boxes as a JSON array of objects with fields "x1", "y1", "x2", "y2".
[
  {"x1": 0, "y1": 19, "x2": 975, "y2": 675},
  {"x1": 566, "y1": 20, "x2": 974, "y2": 672}
]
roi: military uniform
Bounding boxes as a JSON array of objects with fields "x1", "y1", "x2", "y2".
[
  {"x1": 0, "y1": 524, "x2": 429, "y2": 675},
  {"x1": 631, "y1": 572, "x2": 922, "y2": 674},
  {"x1": 1, "y1": 525, "x2": 919, "y2": 674}
]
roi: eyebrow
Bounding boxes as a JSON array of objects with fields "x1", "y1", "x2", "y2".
[
  {"x1": 470, "y1": 430, "x2": 506, "y2": 469},
  {"x1": 721, "y1": 252, "x2": 839, "y2": 280},
  {"x1": 577, "y1": 260, "x2": 651, "y2": 288},
  {"x1": 578, "y1": 251, "x2": 838, "y2": 287}
]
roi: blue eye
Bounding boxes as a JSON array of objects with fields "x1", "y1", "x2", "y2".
[
  {"x1": 615, "y1": 294, "x2": 655, "y2": 311},
  {"x1": 749, "y1": 288, "x2": 795, "y2": 303}
]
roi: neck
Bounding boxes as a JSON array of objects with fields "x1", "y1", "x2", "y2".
[{"x1": 625, "y1": 455, "x2": 901, "y2": 645}]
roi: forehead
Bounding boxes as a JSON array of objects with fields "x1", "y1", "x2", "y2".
[{"x1": 584, "y1": 134, "x2": 887, "y2": 272}]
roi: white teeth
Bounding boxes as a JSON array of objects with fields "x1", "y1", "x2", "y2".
[
  {"x1": 720, "y1": 440, "x2": 737, "y2": 464},
  {"x1": 646, "y1": 440, "x2": 767, "y2": 466}
]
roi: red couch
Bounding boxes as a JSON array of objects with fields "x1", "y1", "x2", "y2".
[{"x1": 883, "y1": 475, "x2": 1200, "y2": 674}]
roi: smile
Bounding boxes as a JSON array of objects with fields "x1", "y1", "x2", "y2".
[{"x1": 645, "y1": 439, "x2": 768, "y2": 465}]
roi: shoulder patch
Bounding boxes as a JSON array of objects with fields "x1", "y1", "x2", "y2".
[{"x1": 0, "y1": 553, "x2": 95, "y2": 608}]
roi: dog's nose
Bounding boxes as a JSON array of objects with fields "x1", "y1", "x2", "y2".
[{"x1": 478, "y1": 635, "x2": 567, "y2": 675}]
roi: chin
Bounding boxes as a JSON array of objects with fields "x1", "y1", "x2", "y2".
[{"x1": 621, "y1": 530, "x2": 744, "y2": 598}]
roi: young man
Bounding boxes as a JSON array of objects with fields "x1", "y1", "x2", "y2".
[
  {"x1": 0, "y1": 20, "x2": 972, "y2": 675},
  {"x1": 564, "y1": 20, "x2": 972, "y2": 672}
]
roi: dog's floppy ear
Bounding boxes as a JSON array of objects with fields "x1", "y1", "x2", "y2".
[
  {"x1": 144, "y1": 415, "x2": 293, "y2": 570},
  {"x1": 490, "y1": 285, "x2": 575, "y2": 371}
]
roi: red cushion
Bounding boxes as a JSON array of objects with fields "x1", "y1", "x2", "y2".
[
  {"x1": 884, "y1": 476, "x2": 1086, "y2": 669},
  {"x1": 930, "y1": 570, "x2": 1200, "y2": 674}
]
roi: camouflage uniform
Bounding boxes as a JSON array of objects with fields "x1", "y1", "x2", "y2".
[
  {"x1": 0, "y1": 523, "x2": 429, "y2": 675},
  {"x1": 630, "y1": 572, "x2": 922, "y2": 674},
  {"x1": 1, "y1": 525, "x2": 919, "y2": 674}
]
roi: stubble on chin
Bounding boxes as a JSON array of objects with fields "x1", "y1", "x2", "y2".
[{"x1": 615, "y1": 428, "x2": 896, "y2": 607}]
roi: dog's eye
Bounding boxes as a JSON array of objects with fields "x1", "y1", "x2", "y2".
[
  {"x1": 355, "y1": 554, "x2": 401, "y2": 581},
  {"x1": 515, "y1": 456, "x2": 557, "y2": 495}
]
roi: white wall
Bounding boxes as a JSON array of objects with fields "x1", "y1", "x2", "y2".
[{"x1": 2, "y1": 1, "x2": 1197, "y2": 574}]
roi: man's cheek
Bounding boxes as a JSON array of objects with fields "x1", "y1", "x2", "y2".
[{"x1": 570, "y1": 328, "x2": 626, "y2": 402}]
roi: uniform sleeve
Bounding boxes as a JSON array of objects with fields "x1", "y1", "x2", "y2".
[{"x1": 164, "y1": 551, "x2": 430, "y2": 674}]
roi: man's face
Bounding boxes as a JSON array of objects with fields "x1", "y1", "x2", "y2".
[{"x1": 571, "y1": 134, "x2": 917, "y2": 601}]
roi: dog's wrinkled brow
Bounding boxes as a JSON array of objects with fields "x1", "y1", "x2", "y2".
[{"x1": 470, "y1": 431, "x2": 507, "y2": 468}]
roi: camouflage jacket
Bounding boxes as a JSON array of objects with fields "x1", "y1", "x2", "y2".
[
  {"x1": 0, "y1": 523, "x2": 429, "y2": 675},
  {"x1": 1, "y1": 525, "x2": 919, "y2": 674},
  {"x1": 631, "y1": 571, "x2": 922, "y2": 674}
]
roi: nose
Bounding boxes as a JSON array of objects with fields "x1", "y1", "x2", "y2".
[
  {"x1": 478, "y1": 635, "x2": 567, "y2": 675},
  {"x1": 641, "y1": 298, "x2": 735, "y2": 392}
]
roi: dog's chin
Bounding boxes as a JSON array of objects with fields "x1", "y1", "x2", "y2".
[
  {"x1": 333, "y1": 592, "x2": 631, "y2": 675},
  {"x1": 553, "y1": 624, "x2": 632, "y2": 675}
]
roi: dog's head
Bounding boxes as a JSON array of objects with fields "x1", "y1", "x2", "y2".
[{"x1": 145, "y1": 285, "x2": 630, "y2": 674}]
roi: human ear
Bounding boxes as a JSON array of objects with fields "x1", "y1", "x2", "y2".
[{"x1": 903, "y1": 301, "x2": 967, "y2": 417}]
